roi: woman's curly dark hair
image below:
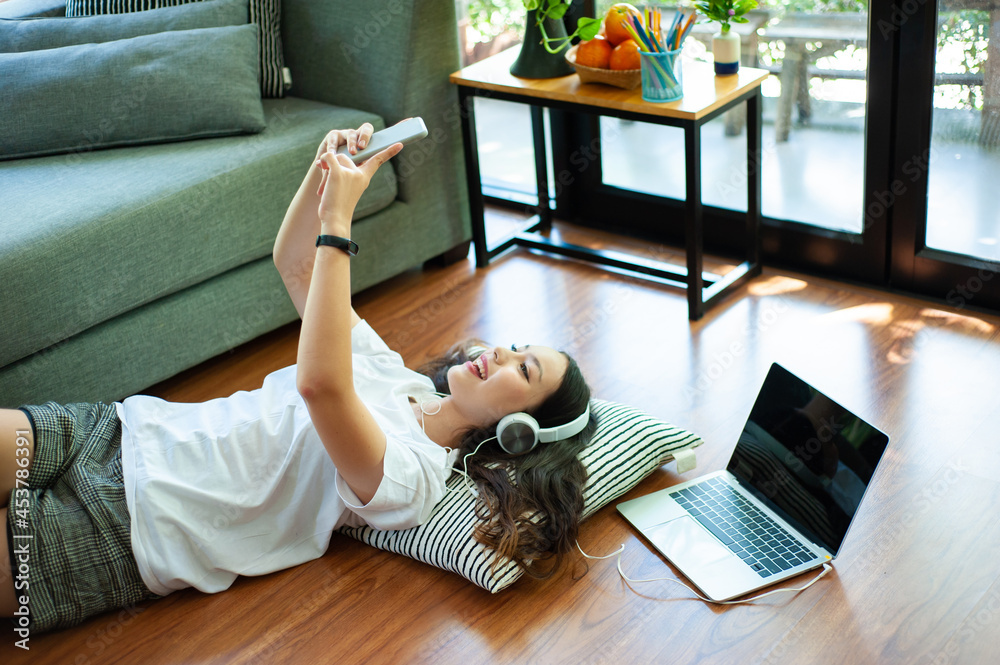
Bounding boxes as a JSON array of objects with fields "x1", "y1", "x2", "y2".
[{"x1": 418, "y1": 339, "x2": 596, "y2": 578}]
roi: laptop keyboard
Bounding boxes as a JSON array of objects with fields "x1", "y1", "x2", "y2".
[{"x1": 672, "y1": 477, "x2": 816, "y2": 578}]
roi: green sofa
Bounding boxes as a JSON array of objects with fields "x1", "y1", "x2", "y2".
[{"x1": 0, "y1": 0, "x2": 471, "y2": 407}]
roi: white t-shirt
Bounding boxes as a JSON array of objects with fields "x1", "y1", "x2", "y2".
[{"x1": 116, "y1": 320, "x2": 456, "y2": 596}]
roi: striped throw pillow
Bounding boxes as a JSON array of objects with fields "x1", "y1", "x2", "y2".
[
  {"x1": 338, "y1": 399, "x2": 704, "y2": 593},
  {"x1": 65, "y1": 0, "x2": 286, "y2": 98}
]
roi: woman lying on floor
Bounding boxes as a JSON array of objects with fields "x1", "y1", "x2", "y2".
[{"x1": 1, "y1": 124, "x2": 595, "y2": 634}]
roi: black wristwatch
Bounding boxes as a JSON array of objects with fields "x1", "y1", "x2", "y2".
[{"x1": 316, "y1": 235, "x2": 359, "y2": 256}]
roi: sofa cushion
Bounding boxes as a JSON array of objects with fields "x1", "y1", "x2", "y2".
[
  {"x1": 338, "y1": 399, "x2": 705, "y2": 593},
  {"x1": 65, "y1": 0, "x2": 286, "y2": 98},
  {"x1": 0, "y1": 0, "x2": 248, "y2": 51},
  {"x1": 0, "y1": 97, "x2": 396, "y2": 369},
  {"x1": 0, "y1": 1, "x2": 67, "y2": 19},
  {"x1": 0, "y1": 25, "x2": 266, "y2": 161}
]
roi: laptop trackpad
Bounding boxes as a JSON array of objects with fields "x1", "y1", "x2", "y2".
[{"x1": 646, "y1": 515, "x2": 734, "y2": 569}]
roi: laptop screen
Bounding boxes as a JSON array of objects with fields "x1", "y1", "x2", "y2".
[{"x1": 726, "y1": 363, "x2": 890, "y2": 555}]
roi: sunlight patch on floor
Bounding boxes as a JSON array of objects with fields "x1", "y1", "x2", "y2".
[
  {"x1": 747, "y1": 275, "x2": 809, "y2": 297},
  {"x1": 918, "y1": 308, "x2": 996, "y2": 335},
  {"x1": 816, "y1": 302, "x2": 895, "y2": 326}
]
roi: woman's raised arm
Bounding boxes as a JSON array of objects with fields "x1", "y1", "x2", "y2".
[
  {"x1": 272, "y1": 125, "x2": 374, "y2": 321},
  {"x1": 294, "y1": 137, "x2": 403, "y2": 504}
]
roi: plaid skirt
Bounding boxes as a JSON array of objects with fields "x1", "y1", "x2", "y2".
[{"x1": 7, "y1": 402, "x2": 159, "y2": 634}]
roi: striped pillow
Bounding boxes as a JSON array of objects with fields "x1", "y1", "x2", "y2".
[
  {"x1": 338, "y1": 399, "x2": 704, "y2": 593},
  {"x1": 65, "y1": 0, "x2": 286, "y2": 98}
]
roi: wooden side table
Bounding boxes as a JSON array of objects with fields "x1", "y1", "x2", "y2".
[{"x1": 449, "y1": 48, "x2": 768, "y2": 320}]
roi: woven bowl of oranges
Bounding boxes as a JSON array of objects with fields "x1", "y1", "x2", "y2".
[{"x1": 565, "y1": 3, "x2": 643, "y2": 90}]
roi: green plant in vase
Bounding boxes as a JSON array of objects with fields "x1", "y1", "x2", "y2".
[
  {"x1": 525, "y1": 0, "x2": 601, "y2": 53},
  {"x1": 510, "y1": 1, "x2": 601, "y2": 78},
  {"x1": 694, "y1": 0, "x2": 758, "y2": 75}
]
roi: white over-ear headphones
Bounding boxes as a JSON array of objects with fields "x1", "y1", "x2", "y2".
[{"x1": 496, "y1": 404, "x2": 591, "y2": 455}]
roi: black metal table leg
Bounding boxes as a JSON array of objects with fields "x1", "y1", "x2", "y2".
[
  {"x1": 685, "y1": 121, "x2": 704, "y2": 321},
  {"x1": 746, "y1": 88, "x2": 763, "y2": 267},
  {"x1": 530, "y1": 105, "x2": 552, "y2": 229},
  {"x1": 458, "y1": 87, "x2": 489, "y2": 268}
]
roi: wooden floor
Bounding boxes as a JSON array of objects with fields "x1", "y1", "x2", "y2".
[{"x1": 7, "y1": 215, "x2": 1000, "y2": 665}]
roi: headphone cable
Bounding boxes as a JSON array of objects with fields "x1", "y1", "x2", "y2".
[{"x1": 576, "y1": 541, "x2": 832, "y2": 605}]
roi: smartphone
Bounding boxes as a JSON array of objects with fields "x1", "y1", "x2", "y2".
[{"x1": 336, "y1": 117, "x2": 428, "y2": 165}]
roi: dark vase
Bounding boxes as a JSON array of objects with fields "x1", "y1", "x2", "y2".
[{"x1": 509, "y1": 9, "x2": 575, "y2": 79}]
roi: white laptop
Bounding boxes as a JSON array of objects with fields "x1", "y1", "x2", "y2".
[{"x1": 617, "y1": 363, "x2": 890, "y2": 602}]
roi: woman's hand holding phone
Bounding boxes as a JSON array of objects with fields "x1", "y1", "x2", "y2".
[{"x1": 314, "y1": 123, "x2": 403, "y2": 234}]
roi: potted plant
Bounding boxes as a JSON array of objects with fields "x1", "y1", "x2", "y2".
[
  {"x1": 510, "y1": 0, "x2": 601, "y2": 78},
  {"x1": 694, "y1": 0, "x2": 758, "y2": 75}
]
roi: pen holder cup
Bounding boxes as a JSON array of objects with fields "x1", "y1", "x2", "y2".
[{"x1": 639, "y1": 49, "x2": 683, "y2": 103}]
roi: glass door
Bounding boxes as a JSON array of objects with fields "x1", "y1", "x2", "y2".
[
  {"x1": 891, "y1": 0, "x2": 1000, "y2": 311},
  {"x1": 926, "y1": 0, "x2": 999, "y2": 262},
  {"x1": 599, "y1": 1, "x2": 869, "y2": 232}
]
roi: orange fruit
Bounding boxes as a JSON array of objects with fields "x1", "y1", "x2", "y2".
[
  {"x1": 575, "y1": 36, "x2": 613, "y2": 69},
  {"x1": 604, "y1": 3, "x2": 643, "y2": 46},
  {"x1": 609, "y1": 39, "x2": 641, "y2": 71}
]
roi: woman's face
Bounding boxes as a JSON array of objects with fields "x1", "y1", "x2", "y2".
[{"x1": 446, "y1": 344, "x2": 568, "y2": 427}]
